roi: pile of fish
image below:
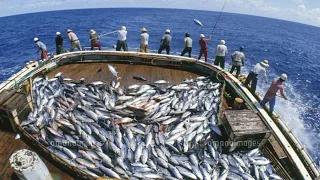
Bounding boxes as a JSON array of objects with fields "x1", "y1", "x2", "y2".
[{"x1": 21, "y1": 71, "x2": 282, "y2": 179}]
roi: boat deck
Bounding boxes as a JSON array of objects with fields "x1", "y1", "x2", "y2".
[
  {"x1": 46, "y1": 63, "x2": 201, "y2": 85},
  {"x1": 0, "y1": 130, "x2": 73, "y2": 180}
]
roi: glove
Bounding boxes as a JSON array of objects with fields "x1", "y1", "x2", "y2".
[{"x1": 284, "y1": 97, "x2": 288, "y2": 100}]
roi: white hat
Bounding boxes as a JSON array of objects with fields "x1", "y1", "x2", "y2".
[
  {"x1": 280, "y1": 73, "x2": 287, "y2": 81},
  {"x1": 67, "y1": 29, "x2": 72, "y2": 33},
  {"x1": 166, "y1": 29, "x2": 170, "y2": 33},
  {"x1": 56, "y1": 32, "x2": 61, "y2": 35},
  {"x1": 141, "y1": 27, "x2": 147, "y2": 32},
  {"x1": 200, "y1": 34, "x2": 205, "y2": 38},
  {"x1": 90, "y1": 29, "x2": 96, "y2": 34},
  {"x1": 121, "y1": 26, "x2": 126, "y2": 30},
  {"x1": 33, "y1": 37, "x2": 39, "y2": 42},
  {"x1": 260, "y1": 60, "x2": 269, "y2": 67},
  {"x1": 220, "y1": 40, "x2": 225, "y2": 45}
]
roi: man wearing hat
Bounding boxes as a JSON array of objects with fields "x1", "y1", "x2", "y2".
[
  {"x1": 139, "y1": 27, "x2": 149, "y2": 53},
  {"x1": 181, "y1": 32, "x2": 192, "y2": 58},
  {"x1": 55, "y1": 32, "x2": 64, "y2": 55},
  {"x1": 67, "y1": 29, "x2": 82, "y2": 52},
  {"x1": 260, "y1": 74, "x2": 288, "y2": 117},
  {"x1": 230, "y1": 46, "x2": 245, "y2": 77},
  {"x1": 214, "y1": 40, "x2": 228, "y2": 69},
  {"x1": 244, "y1": 60, "x2": 269, "y2": 94},
  {"x1": 198, "y1": 34, "x2": 212, "y2": 62},
  {"x1": 158, "y1": 29, "x2": 172, "y2": 54},
  {"x1": 116, "y1": 26, "x2": 128, "y2": 51},
  {"x1": 89, "y1": 29, "x2": 102, "y2": 50},
  {"x1": 34, "y1": 37, "x2": 47, "y2": 61}
]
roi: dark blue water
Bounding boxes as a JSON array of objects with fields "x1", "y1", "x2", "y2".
[{"x1": 0, "y1": 8, "x2": 319, "y2": 165}]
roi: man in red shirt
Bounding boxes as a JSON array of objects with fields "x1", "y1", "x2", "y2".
[
  {"x1": 260, "y1": 74, "x2": 288, "y2": 116},
  {"x1": 198, "y1": 34, "x2": 212, "y2": 62}
]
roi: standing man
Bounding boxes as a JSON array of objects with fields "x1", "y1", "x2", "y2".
[
  {"x1": 214, "y1": 40, "x2": 228, "y2": 69},
  {"x1": 260, "y1": 74, "x2": 288, "y2": 117},
  {"x1": 230, "y1": 46, "x2": 245, "y2": 77},
  {"x1": 139, "y1": 27, "x2": 149, "y2": 53},
  {"x1": 67, "y1": 29, "x2": 82, "y2": 52},
  {"x1": 116, "y1": 26, "x2": 128, "y2": 51},
  {"x1": 198, "y1": 34, "x2": 212, "y2": 62},
  {"x1": 181, "y1": 33, "x2": 192, "y2": 58},
  {"x1": 158, "y1": 29, "x2": 172, "y2": 55},
  {"x1": 34, "y1": 37, "x2": 47, "y2": 61},
  {"x1": 243, "y1": 60, "x2": 269, "y2": 94},
  {"x1": 55, "y1": 32, "x2": 63, "y2": 55},
  {"x1": 89, "y1": 29, "x2": 102, "y2": 50}
]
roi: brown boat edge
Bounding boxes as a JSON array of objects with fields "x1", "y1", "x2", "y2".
[{"x1": 0, "y1": 50, "x2": 319, "y2": 180}]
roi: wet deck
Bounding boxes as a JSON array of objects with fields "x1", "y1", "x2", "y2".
[
  {"x1": 0, "y1": 130, "x2": 73, "y2": 180},
  {"x1": 46, "y1": 63, "x2": 200, "y2": 85}
]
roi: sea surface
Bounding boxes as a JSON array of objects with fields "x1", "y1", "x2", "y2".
[{"x1": 0, "y1": 8, "x2": 319, "y2": 166}]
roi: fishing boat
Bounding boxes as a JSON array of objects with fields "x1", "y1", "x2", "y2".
[{"x1": 0, "y1": 50, "x2": 319, "y2": 180}]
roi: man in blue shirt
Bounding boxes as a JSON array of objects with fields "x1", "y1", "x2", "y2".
[{"x1": 34, "y1": 37, "x2": 47, "y2": 61}]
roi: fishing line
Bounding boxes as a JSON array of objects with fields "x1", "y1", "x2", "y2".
[{"x1": 211, "y1": 0, "x2": 227, "y2": 35}]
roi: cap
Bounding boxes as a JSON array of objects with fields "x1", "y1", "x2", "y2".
[
  {"x1": 141, "y1": 27, "x2": 147, "y2": 32},
  {"x1": 280, "y1": 73, "x2": 287, "y2": 81},
  {"x1": 220, "y1": 40, "x2": 225, "y2": 45},
  {"x1": 200, "y1": 34, "x2": 205, "y2": 38},
  {"x1": 166, "y1": 29, "x2": 170, "y2": 33},
  {"x1": 185, "y1": 33, "x2": 190, "y2": 37},
  {"x1": 67, "y1": 29, "x2": 72, "y2": 33},
  {"x1": 121, "y1": 26, "x2": 126, "y2": 30},
  {"x1": 239, "y1": 46, "x2": 244, "y2": 51},
  {"x1": 33, "y1": 37, "x2": 39, "y2": 42},
  {"x1": 90, "y1": 29, "x2": 96, "y2": 34},
  {"x1": 56, "y1": 32, "x2": 61, "y2": 35}
]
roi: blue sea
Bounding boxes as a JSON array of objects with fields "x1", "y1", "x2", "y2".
[{"x1": 0, "y1": 8, "x2": 319, "y2": 166}]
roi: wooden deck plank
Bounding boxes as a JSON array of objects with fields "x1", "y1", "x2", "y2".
[
  {"x1": 46, "y1": 63, "x2": 200, "y2": 86},
  {"x1": 0, "y1": 130, "x2": 74, "y2": 180}
]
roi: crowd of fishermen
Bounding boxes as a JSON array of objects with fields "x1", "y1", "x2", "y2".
[{"x1": 33, "y1": 26, "x2": 288, "y2": 118}]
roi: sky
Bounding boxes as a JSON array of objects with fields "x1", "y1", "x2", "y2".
[{"x1": 0, "y1": 0, "x2": 320, "y2": 26}]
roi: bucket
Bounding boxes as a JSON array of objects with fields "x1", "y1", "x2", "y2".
[{"x1": 9, "y1": 149, "x2": 53, "y2": 180}]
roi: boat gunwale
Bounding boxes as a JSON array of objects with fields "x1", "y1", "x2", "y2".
[{"x1": 1, "y1": 50, "x2": 319, "y2": 179}]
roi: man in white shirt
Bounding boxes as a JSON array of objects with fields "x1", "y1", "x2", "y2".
[
  {"x1": 116, "y1": 26, "x2": 128, "y2": 51},
  {"x1": 67, "y1": 29, "x2": 82, "y2": 52},
  {"x1": 244, "y1": 60, "x2": 269, "y2": 94},
  {"x1": 139, "y1": 27, "x2": 149, "y2": 53},
  {"x1": 181, "y1": 33, "x2": 192, "y2": 58},
  {"x1": 214, "y1": 40, "x2": 228, "y2": 69}
]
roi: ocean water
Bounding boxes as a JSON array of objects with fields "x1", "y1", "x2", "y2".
[{"x1": 0, "y1": 8, "x2": 319, "y2": 166}]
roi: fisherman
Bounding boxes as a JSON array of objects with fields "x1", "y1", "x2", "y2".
[
  {"x1": 55, "y1": 32, "x2": 63, "y2": 55},
  {"x1": 198, "y1": 34, "x2": 212, "y2": 62},
  {"x1": 158, "y1": 29, "x2": 172, "y2": 55},
  {"x1": 89, "y1": 29, "x2": 102, "y2": 50},
  {"x1": 214, "y1": 40, "x2": 228, "y2": 69},
  {"x1": 243, "y1": 60, "x2": 269, "y2": 94},
  {"x1": 260, "y1": 74, "x2": 288, "y2": 117},
  {"x1": 139, "y1": 27, "x2": 149, "y2": 53},
  {"x1": 116, "y1": 26, "x2": 128, "y2": 51},
  {"x1": 34, "y1": 37, "x2": 47, "y2": 61},
  {"x1": 181, "y1": 33, "x2": 192, "y2": 58},
  {"x1": 67, "y1": 29, "x2": 82, "y2": 52},
  {"x1": 230, "y1": 46, "x2": 245, "y2": 77}
]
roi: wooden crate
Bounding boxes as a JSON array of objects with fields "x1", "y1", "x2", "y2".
[
  {"x1": 221, "y1": 110, "x2": 271, "y2": 152},
  {"x1": 0, "y1": 91, "x2": 32, "y2": 132}
]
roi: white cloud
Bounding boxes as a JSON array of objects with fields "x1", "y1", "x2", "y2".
[{"x1": 298, "y1": 4, "x2": 306, "y2": 12}]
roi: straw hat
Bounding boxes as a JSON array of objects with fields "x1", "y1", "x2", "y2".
[
  {"x1": 67, "y1": 29, "x2": 72, "y2": 33},
  {"x1": 220, "y1": 40, "x2": 225, "y2": 45},
  {"x1": 260, "y1": 60, "x2": 269, "y2": 67},
  {"x1": 90, "y1": 29, "x2": 96, "y2": 34},
  {"x1": 56, "y1": 32, "x2": 61, "y2": 35},
  {"x1": 141, "y1": 27, "x2": 147, "y2": 32},
  {"x1": 33, "y1": 37, "x2": 39, "y2": 42}
]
